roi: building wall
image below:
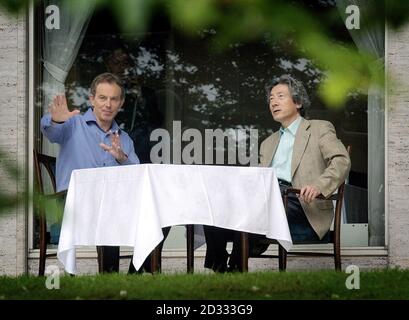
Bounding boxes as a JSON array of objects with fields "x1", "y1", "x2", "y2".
[
  {"x1": 0, "y1": 8, "x2": 28, "y2": 275},
  {"x1": 387, "y1": 25, "x2": 409, "y2": 268}
]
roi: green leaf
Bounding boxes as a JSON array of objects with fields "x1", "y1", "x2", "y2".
[
  {"x1": 166, "y1": 0, "x2": 219, "y2": 33},
  {"x1": 110, "y1": 0, "x2": 155, "y2": 34}
]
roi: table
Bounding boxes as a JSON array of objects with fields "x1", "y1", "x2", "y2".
[{"x1": 57, "y1": 164, "x2": 292, "y2": 274}]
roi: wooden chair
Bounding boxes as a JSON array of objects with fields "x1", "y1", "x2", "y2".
[
  {"x1": 246, "y1": 145, "x2": 351, "y2": 271},
  {"x1": 34, "y1": 149, "x2": 163, "y2": 275},
  {"x1": 33, "y1": 149, "x2": 66, "y2": 276},
  {"x1": 186, "y1": 225, "x2": 249, "y2": 273},
  {"x1": 279, "y1": 187, "x2": 345, "y2": 270},
  {"x1": 182, "y1": 225, "x2": 212, "y2": 273}
]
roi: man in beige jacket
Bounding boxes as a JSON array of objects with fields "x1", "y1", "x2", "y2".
[{"x1": 204, "y1": 74, "x2": 350, "y2": 272}]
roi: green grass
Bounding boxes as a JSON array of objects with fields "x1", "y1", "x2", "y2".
[{"x1": 1, "y1": 269, "x2": 409, "y2": 300}]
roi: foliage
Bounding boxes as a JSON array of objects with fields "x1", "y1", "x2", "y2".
[
  {"x1": 0, "y1": 149, "x2": 23, "y2": 212},
  {"x1": 0, "y1": 0, "x2": 407, "y2": 106}
]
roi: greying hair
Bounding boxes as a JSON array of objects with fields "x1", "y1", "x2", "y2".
[
  {"x1": 266, "y1": 74, "x2": 310, "y2": 116},
  {"x1": 90, "y1": 72, "x2": 125, "y2": 100}
]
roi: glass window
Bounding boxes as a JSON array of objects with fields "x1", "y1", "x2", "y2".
[{"x1": 34, "y1": 1, "x2": 384, "y2": 249}]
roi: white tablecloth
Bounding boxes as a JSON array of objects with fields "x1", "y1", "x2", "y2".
[{"x1": 57, "y1": 164, "x2": 292, "y2": 274}]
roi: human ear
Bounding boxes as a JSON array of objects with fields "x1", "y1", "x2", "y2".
[
  {"x1": 119, "y1": 98, "x2": 125, "y2": 109},
  {"x1": 89, "y1": 95, "x2": 95, "y2": 106}
]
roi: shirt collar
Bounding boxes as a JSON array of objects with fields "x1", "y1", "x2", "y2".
[
  {"x1": 280, "y1": 116, "x2": 302, "y2": 136},
  {"x1": 84, "y1": 107, "x2": 121, "y2": 133}
]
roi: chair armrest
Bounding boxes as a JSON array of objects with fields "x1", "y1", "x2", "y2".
[
  {"x1": 283, "y1": 188, "x2": 339, "y2": 200},
  {"x1": 43, "y1": 190, "x2": 67, "y2": 201}
]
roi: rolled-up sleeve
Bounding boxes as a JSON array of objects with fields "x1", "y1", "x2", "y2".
[
  {"x1": 40, "y1": 113, "x2": 72, "y2": 144},
  {"x1": 121, "y1": 134, "x2": 140, "y2": 165},
  {"x1": 315, "y1": 121, "x2": 351, "y2": 198},
  {"x1": 121, "y1": 151, "x2": 140, "y2": 165}
]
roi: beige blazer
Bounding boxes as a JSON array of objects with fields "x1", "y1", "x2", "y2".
[{"x1": 260, "y1": 118, "x2": 351, "y2": 239}]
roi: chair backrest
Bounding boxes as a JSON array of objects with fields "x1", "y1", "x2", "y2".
[
  {"x1": 331, "y1": 145, "x2": 351, "y2": 244},
  {"x1": 33, "y1": 149, "x2": 57, "y2": 195},
  {"x1": 33, "y1": 150, "x2": 60, "y2": 275}
]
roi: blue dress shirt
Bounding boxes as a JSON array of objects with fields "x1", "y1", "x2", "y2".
[
  {"x1": 271, "y1": 116, "x2": 302, "y2": 183},
  {"x1": 41, "y1": 108, "x2": 140, "y2": 191}
]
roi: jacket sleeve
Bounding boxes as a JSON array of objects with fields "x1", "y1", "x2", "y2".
[{"x1": 313, "y1": 121, "x2": 351, "y2": 198}]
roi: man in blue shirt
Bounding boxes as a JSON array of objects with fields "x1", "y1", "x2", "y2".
[{"x1": 41, "y1": 72, "x2": 139, "y2": 273}]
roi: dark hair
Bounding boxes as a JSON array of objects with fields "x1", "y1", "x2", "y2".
[
  {"x1": 90, "y1": 72, "x2": 125, "y2": 100},
  {"x1": 265, "y1": 74, "x2": 310, "y2": 116}
]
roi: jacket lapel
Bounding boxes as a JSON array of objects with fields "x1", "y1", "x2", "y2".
[
  {"x1": 263, "y1": 132, "x2": 280, "y2": 167},
  {"x1": 291, "y1": 118, "x2": 311, "y2": 179}
]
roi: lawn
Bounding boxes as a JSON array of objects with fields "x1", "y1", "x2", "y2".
[{"x1": 1, "y1": 269, "x2": 408, "y2": 300}]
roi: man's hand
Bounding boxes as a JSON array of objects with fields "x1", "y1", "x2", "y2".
[
  {"x1": 49, "y1": 94, "x2": 80, "y2": 123},
  {"x1": 99, "y1": 130, "x2": 128, "y2": 163},
  {"x1": 299, "y1": 185, "x2": 321, "y2": 204}
]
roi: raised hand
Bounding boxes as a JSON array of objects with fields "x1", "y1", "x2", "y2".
[
  {"x1": 99, "y1": 130, "x2": 128, "y2": 163},
  {"x1": 49, "y1": 94, "x2": 80, "y2": 123}
]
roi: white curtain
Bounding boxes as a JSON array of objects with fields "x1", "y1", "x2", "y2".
[
  {"x1": 337, "y1": 0, "x2": 385, "y2": 246},
  {"x1": 42, "y1": 0, "x2": 96, "y2": 156}
]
